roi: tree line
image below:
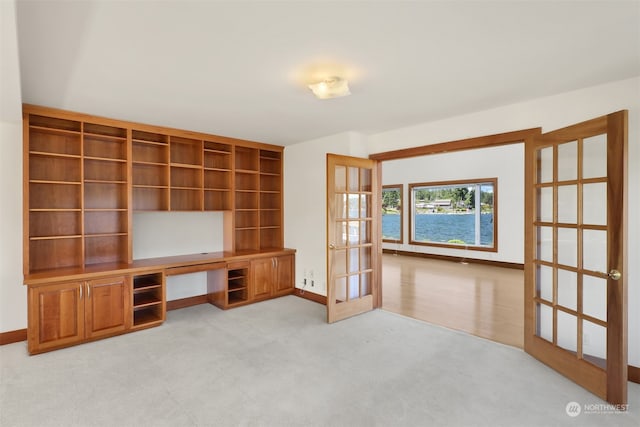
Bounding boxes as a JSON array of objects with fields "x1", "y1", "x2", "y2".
[{"x1": 382, "y1": 186, "x2": 494, "y2": 211}]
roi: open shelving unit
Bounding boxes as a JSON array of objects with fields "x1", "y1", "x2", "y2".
[
  {"x1": 234, "y1": 146, "x2": 260, "y2": 252},
  {"x1": 259, "y1": 150, "x2": 283, "y2": 250},
  {"x1": 25, "y1": 115, "x2": 131, "y2": 271},
  {"x1": 226, "y1": 264, "x2": 249, "y2": 306},
  {"x1": 131, "y1": 130, "x2": 169, "y2": 211},
  {"x1": 24, "y1": 105, "x2": 286, "y2": 275},
  {"x1": 132, "y1": 272, "x2": 165, "y2": 329},
  {"x1": 170, "y1": 136, "x2": 203, "y2": 211},
  {"x1": 27, "y1": 115, "x2": 83, "y2": 272},
  {"x1": 204, "y1": 141, "x2": 233, "y2": 211},
  {"x1": 82, "y1": 122, "x2": 129, "y2": 265}
]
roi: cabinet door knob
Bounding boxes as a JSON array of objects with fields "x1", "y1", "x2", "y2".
[
  {"x1": 86, "y1": 284, "x2": 91, "y2": 298},
  {"x1": 79, "y1": 285, "x2": 83, "y2": 299}
]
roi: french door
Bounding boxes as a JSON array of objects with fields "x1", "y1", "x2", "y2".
[
  {"x1": 524, "y1": 111, "x2": 627, "y2": 405},
  {"x1": 327, "y1": 154, "x2": 381, "y2": 323}
]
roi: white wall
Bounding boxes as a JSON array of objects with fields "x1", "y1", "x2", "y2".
[
  {"x1": 0, "y1": 0, "x2": 26, "y2": 333},
  {"x1": 0, "y1": 120, "x2": 25, "y2": 333},
  {"x1": 382, "y1": 144, "x2": 524, "y2": 263},
  {"x1": 284, "y1": 131, "x2": 368, "y2": 297},
  {"x1": 368, "y1": 77, "x2": 640, "y2": 367},
  {"x1": 133, "y1": 212, "x2": 224, "y2": 301}
]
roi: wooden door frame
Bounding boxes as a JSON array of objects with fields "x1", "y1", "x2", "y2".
[{"x1": 369, "y1": 128, "x2": 540, "y2": 312}]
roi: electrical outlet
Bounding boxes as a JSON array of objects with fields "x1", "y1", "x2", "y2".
[
  {"x1": 303, "y1": 278, "x2": 307, "y2": 285},
  {"x1": 311, "y1": 280, "x2": 314, "y2": 287}
]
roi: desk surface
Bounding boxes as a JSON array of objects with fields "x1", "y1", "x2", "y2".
[{"x1": 24, "y1": 248, "x2": 296, "y2": 286}]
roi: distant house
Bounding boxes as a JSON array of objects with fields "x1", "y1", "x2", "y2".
[{"x1": 424, "y1": 199, "x2": 452, "y2": 210}]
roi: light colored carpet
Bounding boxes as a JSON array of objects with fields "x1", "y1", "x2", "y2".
[{"x1": 1, "y1": 296, "x2": 638, "y2": 426}]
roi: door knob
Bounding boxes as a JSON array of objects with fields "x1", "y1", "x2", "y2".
[
  {"x1": 329, "y1": 244, "x2": 336, "y2": 249},
  {"x1": 608, "y1": 269, "x2": 621, "y2": 281}
]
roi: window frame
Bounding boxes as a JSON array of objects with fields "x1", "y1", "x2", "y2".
[
  {"x1": 408, "y1": 178, "x2": 498, "y2": 252},
  {"x1": 382, "y1": 184, "x2": 403, "y2": 243}
]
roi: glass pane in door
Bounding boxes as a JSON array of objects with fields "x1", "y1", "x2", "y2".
[
  {"x1": 536, "y1": 302, "x2": 553, "y2": 342},
  {"x1": 537, "y1": 226, "x2": 553, "y2": 262},
  {"x1": 537, "y1": 187, "x2": 553, "y2": 222},
  {"x1": 583, "y1": 134, "x2": 607, "y2": 179},
  {"x1": 336, "y1": 194, "x2": 347, "y2": 219},
  {"x1": 348, "y1": 248, "x2": 359, "y2": 273},
  {"x1": 360, "y1": 194, "x2": 370, "y2": 218},
  {"x1": 348, "y1": 167, "x2": 359, "y2": 192},
  {"x1": 360, "y1": 168, "x2": 372, "y2": 191},
  {"x1": 335, "y1": 277, "x2": 347, "y2": 303},
  {"x1": 348, "y1": 194, "x2": 359, "y2": 218},
  {"x1": 557, "y1": 228, "x2": 577, "y2": 267},
  {"x1": 538, "y1": 147, "x2": 553, "y2": 183},
  {"x1": 361, "y1": 271, "x2": 371, "y2": 296},
  {"x1": 348, "y1": 275, "x2": 359, "y2": 299},
  {"x1": 536, "y1": 264, "x2": 553, "y2": 302},
  {"x1": 335, "y1": 166, "x2": 346, "y2": 192},
  {"x1": 557, "y1": 311, "x2": 578, "y2": 352},
  {"x1": 583, "y1": 320, "x2": 607, "y2": 369},
  {"x1": 557, "y1": 141, "x2": 577, "y2": 181},
  {"x1": 360, "y1": 247, "x2": 371, "y2": 270},
  {"x1": 583, "y1": 229, "x2": 607, "y2": 273},
  {"x1": 333, "y1": 249, "x2": 346, "y2": 276},
  {"x1": 336, "y1": 221, "x2": 347, "y2": 246},
  {"x1": 583, "y1": 183, "x2": 607, "y2": 226},
  {"x1": 557, "y1": 185, "x2": 577, "y2": 223},
  {"x1": 583, "y1": 275, "x2": 607, "y2": 322},
  {"x1": 557, "y1": 269, "x2": 577, "y2": 311}
]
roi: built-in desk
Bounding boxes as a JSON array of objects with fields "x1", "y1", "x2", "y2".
[{"x1": 24, "y1": 248, "x2": 295, "y2": 354}]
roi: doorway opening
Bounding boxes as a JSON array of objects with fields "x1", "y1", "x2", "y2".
[{"x1": 371, "y1": 129, "x2": 536, "y2": 347}]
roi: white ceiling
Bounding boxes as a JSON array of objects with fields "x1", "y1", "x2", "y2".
[{"x1": 15, "y1": 1, "x2": 640, "y2": 146}]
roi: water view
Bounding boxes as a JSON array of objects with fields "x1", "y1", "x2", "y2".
[{"x1": 382, "y1": 213, "x2": 494, "y2": 246}]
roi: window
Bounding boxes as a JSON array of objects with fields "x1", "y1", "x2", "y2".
[
  {"x1": 409, "y1": 178, "x2": 497, "y2": 251},
  {"x1": 382, "y1": 185, "x2": 403, "y2": 243}
]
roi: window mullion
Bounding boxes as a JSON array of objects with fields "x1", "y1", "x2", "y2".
[{"x1": 475, "y1": 184, "x2": 481, "y2": 246}]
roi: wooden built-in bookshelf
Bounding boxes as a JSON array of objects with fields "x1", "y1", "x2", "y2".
[
  {"x1": 23, "y1": 104, "x2": 286, "y2": 275},
  {"x1": 23, "y1": 104, "x2": 293, "y2": 355}
]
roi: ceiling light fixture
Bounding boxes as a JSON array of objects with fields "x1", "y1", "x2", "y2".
[{"x1": 308, "y1": 76, "x2": 351, "y2": 99}]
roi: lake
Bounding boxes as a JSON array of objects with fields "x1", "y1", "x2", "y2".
[{"x1": 382, "y1": 213, "x2": 494, "y2": 246}]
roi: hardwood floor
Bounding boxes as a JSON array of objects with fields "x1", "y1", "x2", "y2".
[{"x1": 382, "y1": 254, "x2": 524, "y2": 348}]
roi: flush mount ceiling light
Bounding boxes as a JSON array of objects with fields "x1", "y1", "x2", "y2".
[{"x1": 308, "y1": 76, "x2": 351, "y2": 99}]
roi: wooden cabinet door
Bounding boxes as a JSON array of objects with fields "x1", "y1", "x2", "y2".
[
  {"x1": 28, "y1": 281, "x2": 85, "y2": 354},
  {"x1": 273, "y1": 255, "x2": 294, "y2": 296},
  {"x1": 85, "y1": 276, "x2": 130, "y2": 339},
  {"x1": 251, "y1": 257, "x2": 273, "y2": 300}
]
